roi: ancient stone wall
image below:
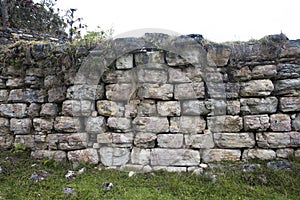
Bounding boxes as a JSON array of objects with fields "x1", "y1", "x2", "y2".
[{"x1": 0, "y1": 33, "x2": 300, "y2": 172}]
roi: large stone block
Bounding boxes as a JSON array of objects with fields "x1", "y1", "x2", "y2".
[
  {"x1": 137, "y1": 69, "x2": 168, "y2": 83},
  {"x1": 207, "y1": 44, "x2": 231, "y2": 66},
  {"x1": 102, "y1": 70, "x2": 132, "y2": 83},
  {"x1": 85, "y1": 116, "x2": 105, "y2": 133},
  {"x1": 207, "y1": 116, "x2": 242, "y2": 133},
  {"x1": 48, "y1": 87, "x2": 66, "y2": 102},
  {"x1": 131, "y1": 148, "x2": 151, "y2": 165},
  {"x1": 0, "y1": 103, "x2": 27, "y2": 118},
  {"x1": 244, "y1": 115, "x2": 270, "y2": 131},
  {"x1": 62, "y1": 100, "x2": 93, "y2": 116},
  {"x1": 31, "y1": 150, "x2": 66, "y2": 162},
  {"x1": 139, "y1": 83, "x2": 173, "y2": 100},
  {"x1": 97, "y1": 100, "x2": 124, "y2": 116},
  {"x1": 134, "y1": 132, "x2": 157, "y2": 148},
  {"x1": 170, "y1": 116, "x2": 206, "y2": 134},
  {"x1": 214, "y1": 133, "x2": 255, "y2": 148},
  {"x1": 168, "y1": 68, "x2": 193, "y2": 83},
  {"x1": 181, "y1": 100, "x2": 210, "y2": 116},
  {"x1": 0, "y1": 135, "x2": 13, "y2": 149},
  {"x1": 276, "y1": 148, "x2": 294, "y2": 159},
  {"x1": 0, "y1": 118, "x2": 10, "y2": 135},
  {"x1": 135, "y1": 51, "x2": 165, "y2": 65},
  {"x1": 132, "y1": 117, "x2": 169, "y2": 133},
  {"x1": 47, "y1": 133, "x2": 88, "y2": 150},
  {"x1": 240, "y1": 79, "x2": 274, "y2": 97},
  {"x1": 106, "y1": 84, "x2": 133, "y2": 101},
  {"x1": 107, "y1": 117, "x2": 131, "y2": 132},
  {"x1": 276, "y1": 63, "x2": 300, "y2": 79},
  {"x1": 157, "y1": 101, "x2": 181, "y2": 116},
  {"x1": 33, "y1": 118, "x2": 53, "y2": 133},
  {"x1": 226, "y1": 82, "x2": 240, "y2": 99},
  {"x1": 40, "y1": 103, "x2": 58, "y2": 117},
  {"x1": 0, "y1": 90, "x2": 8, "y2": 102},
  {"x1": 274, "y1": 78, "x2": 300, "y2": 96},
  {"x1": 137, "y1": 100, "x2": 157, "y2": 117},
  {"x1": 116, "y1": 54, "x2": 133, "y2": 69},
  {"x1": 252, "y1": 65, "x2": 277, "y2": 79},
  {"x1": 27, "y1": 103, "x2": 40, "y2": 117},
  {"x1": 270, "y1": 114, "x2": 291, "y2": 132},
  {"x1": 166, "y1": 52, "x2": 190, "y2": 66},
  {"x1": 97, "y1": 132, "x2": 134, "y2": 147},
  {"x1": 185, "y1": 133, "x2": 214, "y2": 148},
  {"x1": 10, "y1": 118, "x2": 32, "y2": 134},
  {"x1": 242, "y1": 149, "x2": 276, "y2": 160},
  {"x1": 226, "y1": 100, "x2": 240, "y2": 115},
  {"x1": 240, "y1": 97, "x2": 278, "y2": 114},
  {"x1": 54, "y1": 117, "x2": 81, "y2": 133},
  {"x1": 279, "y1": 97, "x2": 300, "y2": 112},
  {"x1": 256, "y1": 132, "x2": 300, "y2": 148},
  {"x1": 202, "y1": 149, "x2": 241, "y2": 163},
  {"x1": 67, "y1": 85, "x2": 104, "y2": 100},
  {"x1": 231, "y1": 67, "x2": 251, "y2": 81},
  {"x1": 157, "y1": 134, "x2": 183, "y2": 148},
  {"x1": 150, "y1": 149, "x2": 200, "y2": 166},
  {"x1": 174, "y1": 82, "x2": 205, "y2": 100},
  {"x1": 99, "y1": 147, "x2": 130, "y2": 166},
  {"x1": 68, "y1": 149, "x2": 99, "y2": 164}
]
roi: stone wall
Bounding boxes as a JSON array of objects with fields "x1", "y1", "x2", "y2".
[{"x1": 0, "y1": 33, "x2": 300, "y2": 172}]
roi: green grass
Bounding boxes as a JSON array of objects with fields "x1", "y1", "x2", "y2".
[{"x1": 0, "y1": 149, "x2": 299, "y2": 200}]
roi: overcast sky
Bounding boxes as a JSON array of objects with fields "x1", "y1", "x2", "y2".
[{"x1": 52, "y1": 0, "x2": 300, "y2": 42}]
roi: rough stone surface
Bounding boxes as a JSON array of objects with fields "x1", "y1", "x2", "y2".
[
  {"x1": 0, "y1": 118, "x2": 10, "y2": 135},
  {"x1": 292, "y1": 113, "x2": 300, "y2": 131},
  {"x1": 54, "y1": 117, "x2": 81, "y2": 133},
  {"x1": 137, "y1": 69, "x2": 168, "y2": 83},
  {"x1": 47, "y1": 133, "x2": 88, "y2": 150},
  {"x1": 207, "y1": 116, "x2": 243, "y2": 133},
  {"x1": 67, "y1": 149, "x2": 99, "y2": 164},
  {"x1": 133, "y1": 117, "x2": 169, "y2": 133},
  {"x1": 279, "y1": 97, "x2": 300, "y2": 112},
  {"x1": 106, "y1": 84, "x2": 133, "y2": 101},
  {"x1": 151, "y1": 149, "x2": 200, "y2": 166},
  {"x1": 137, "y1": 100, "x2": 157, "y2": 117},
  {"x1": 270, "y1": 114, "x2": 291, "y2": 131},
  {"x1": 202, "y1": 149, "x2": 241, "y2": 162},
  {"x1": 214, "y1": 133, "x2": 255, "y2": 148},
  {"x1": 256, "y1": 132, "x2": 299, "y2": 148},
  {"x1": 174, "y1": 82, "x2": 205, "y2": 100},
  {"x1": 33, "y1": 118, "x2": 53, "y2": 133},
  {"x1": 157, "y1": 101, "x2": 181, "y2": 116},
  {"x1": 134, "y1": 133, "x2": 157, "y2": 148},
  {"x1": 276, "y1": 148, "x2": 294, "y2": 158},
  {"x1": 243, "y1": 149, "x2": 276, "y2": 160},
  {"x1": 244, "y1": 115, "x2": 270, "y2": 131},
  {"x1": 0, "y1": 135, "x2": 13, "y2": 148},
  {"x1": 107, "y1": 117, "x2": 131, "y2": 132},
  {"x1": 226, "y1": 100, "x2": 240, "y2": 115},
  {"x1": 139, "y1": 83, "x2": 173, "y2": 100},
  {"x1": 67, "y1": 85, "x2": 104, "y2": 100},
  {"x1": 62, "y1": 100, "x2": 93, "y2": 117},
  {"x1": 274, "y1": 78, "x2": 300, "y2": 96},
  {"x1": 131, "y1": 148, "x2": 151, "y2": 165},
  {"x1": 116, "y1": 54, "x2": 133, "y2": 69},
  {"x1": 185, "y1": 133, "x2": 214, "y2": 148},
  {"x1": 0, "y1": 103, "x2": 27, "y2": 118},
  {"x1": 181, "y1": 100, "x2": 210, "y2": 116},
  {"x1": 240, "y1": 97, "x2": 278, "y2": 114},
  {"x1": 99, "y1": 147, "x2": 130, "y2": 166},
  {"x1": 10, "y1": 118, "x2": 32, "y2": 134},
  {"x1": 85, "y1": 116, "x2": 106, "y2": 133},
  {"x1": 170, "y1": 116, "x2": 206, "y2": 134},
  {"x1": 97, "y1": 100, "x2": 124, "y2": 117},
  {"x1": 157, "y1": 134, "x2": 183, "y2": 148},
  {"x1": 252, "y1": 65, "x2": 277, "y2": 79},
  {"x1": 240, "y1": 79, "x2": 274, "y2": 97}
]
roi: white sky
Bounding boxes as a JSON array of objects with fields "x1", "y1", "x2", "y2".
[{"x1": 51, "y1": 0, "x2": 300, "y2": 42}]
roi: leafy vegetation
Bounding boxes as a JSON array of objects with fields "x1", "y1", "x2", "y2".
[{"x1": 0, "y1": 149, "x2": 299, "y2": 200}]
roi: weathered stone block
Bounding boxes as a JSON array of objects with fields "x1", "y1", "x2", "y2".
[
  {"x1": 170, "y1": 116, "x2": 206, "y2": 134},
  {"x1": 10, "y1": 118, "x2": 32, "y2": 134},
  {"x1": 0, "y1": 103, "x2": 27, "y2": 118},
  {"x1": 47, "y1": 133, "x2": 88, "y2": 150},
  {"x1": 33, "y1": 118, "x2": 53, "y2": 133},
  {"x1": 112, "y1": 133, "x2": 134, "y2": 147},
  {"x1": 270, "y1": 114, "x2": 291, "y2": 132},
  {"x1": 185, "y1": 133, "x2": 214, "y2": 148},
  {"x1": 276, "y1": 148, "x2": 294, "y2": 158},
  {"x1": 276, "y1": 63, "x2": 300, "y2": 79},
  {"x1": 290, "y1": 132, "x2": 300, "y2": 147},
  {"x1": 131, "y1": 148, "x2": 151, "y2": 165},
  {"x1": 134, "y1": 133, "x2": 157, "y2": 148},
  {"x1": 279, "y1": 97, "x2": 300, "y2": 112},
  {"x1": 137, "y1": 100, "x2": 157, "y2": 117},
  {"x1": 240, "y1": 97, "x2": 278, "y2": 114},
  {"x1": 135, "y1": 51, "x2": 165, "y2": 65},
  {"x1": 166, "y1": 52, "x2": 189, "y2": 66},
  {"x1": 274, "y1": 78, "x2": 300, "y2": 96},
  {"x1": 214, "y1": 133, "x2": 255, "y2": 148},
  {"x1": 40, "y1": 103, "x2": 57, "y2": 117},
  {"x1": 226, "y1": 82, "x2": 240, "y2": 99},
  {"x1": 99, "y1": 147, "x2": 130, "y2": 166},
  {"x1": 207, "y1": 116, "x2": 242, "y2": 133},
  {"x1": 102, "y1": 70, "x2": 132, "y2": 83},
  {"x1": 0, "y1": 118, "x2": 10, "y2": 135},
  {"x1": 97, "y1": 100, "x2": 124, "y2": 116},
  {"x1": 27, "y1": 103, "x2": 40, "y2": 117},
  {"x1": 54, "y1": 117, "x2": 81, "y2": 133},
  {"x1": 0, "y1": 135, "x2": 13, "y2": 149},
  {"x1": 243, "y1": 149, "x2": 276, "y2": 160},
  {"x1": 227, "y1": 100, "x2": 240, "y2": 115},
  {"x1": 133, "y1": 117, "x2": 169, "y2": 133},
  {"x1": 107, "y1": 117, "x2": 131, "y2": 132},
  {"x1": 295, "y1": 149, "x2": 300, "y2": 158},
  {"x1": 85, "y1": 116, "x2": 105, "y2": 133},
  {"x1": 207, "y1": 44, "x2": 231, "y2": 66},
  {"x1": 256, "y1": 132, "x2": 298, "y2": 148},
  {"x1": 67, "y1": 85, "x2": 104, "y2": 100},
  {"x1": 232, "y1": 67, "x2": 251, "y2": 81},
  {"x1": 62, "y1": 100, "x2": 93, "y2": 116},
  {"x1": 6, "y1": 78, "x2": 24, "y2": 88},
  {"x1": 181, "y1": 100, "x2": 210, "y2": 116},
  {"x1": 168, "y1": 68, "x2": 192, "y2": 83},
  {"x1": 252, "y1": 65, "x2": 277, "y2": 79},
  {"x1": 31, "y1": 150, "x2": 66, "y2": 162},
  {"x1": 14, "y1": 135, "x2": 35, "y2": 148},
  {"x1": 174, "y1": 82, "x2": 205, "y2": 100},
  {"x1": 244, "y1": 115, "x2": 270, "y2": 131},
  {"x1": 151, "y1": 149, "x2": 200, "y2": 166},
  {"x1": 157, "y1": 101, "x2": 181, "y2": 116},
  {"x1": 97, "y1": 132, "x2": 113, "y2": 144},
  {"x1": 137, "y1": 69, "x2": 168, "y2": 83},
  {"x1": 202, "y1": 149, "x2": 241, "y2": 163},
  {"x1": 139, "y1": 83, "x2": 173, "y2": 100},
  {"x1": 48, "y1": 87, "x2": 66, "y2": 102},
  {"x1": 116, "y1": 54, "x2": 133, "y2": 69},
  {"x1": 106, "y1": 84, "x2": 133, "y2": 101},
  {"x1": 292, "y1": 114, "x2": 300, "y2": 131},
  {"x1": 68, "y1": 149, "x2": 99, "y2": 164},
  {"x1": 157, "y1": 134, "x2": 183, "y2": 148},
  {"x1": 124, "y1": 100, "x2": 138, "y2": 118},
  {"x1": 0, "y1": 90, "x2": 8, "y2": 102},
  {"x1": 240, "y1": 79, "x2": 274, "y2": 97}
]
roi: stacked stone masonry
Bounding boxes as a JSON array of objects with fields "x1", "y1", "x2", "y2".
[{"x1": 1, "y1": 33, "x2": 300, "y2": 172}]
